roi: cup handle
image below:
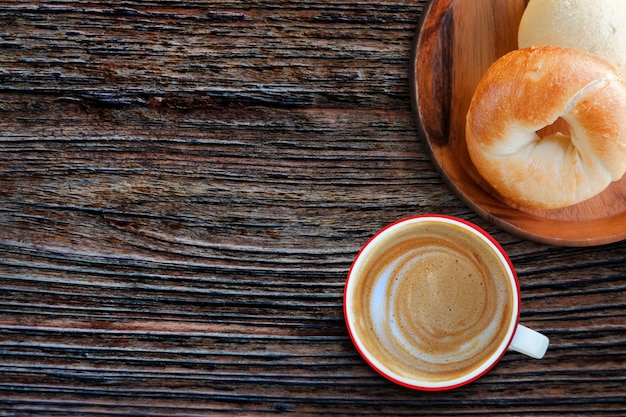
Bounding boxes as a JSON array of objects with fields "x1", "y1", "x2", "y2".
[{"x1": 508, "y1": 324, "x2": 549, "y2": 359}]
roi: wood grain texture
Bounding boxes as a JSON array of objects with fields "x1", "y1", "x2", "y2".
[{"x1": 0, "y1": 0, "x2": 625, "y2": 415}]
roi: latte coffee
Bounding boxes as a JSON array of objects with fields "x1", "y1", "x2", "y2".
[{"x1": 345, "y1": 216, "x2": 518, "y2": 388}]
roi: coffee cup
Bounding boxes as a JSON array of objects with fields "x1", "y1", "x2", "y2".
[{"x1": 343, "y1": 214, "x2": 549, "y2": 391}]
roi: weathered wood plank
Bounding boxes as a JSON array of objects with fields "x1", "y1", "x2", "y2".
[{"x1": 1, "y1": 0, "x2": 625, "y2": 415}]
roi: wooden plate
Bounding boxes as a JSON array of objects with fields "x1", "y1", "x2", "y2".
[{"x1": 410, "y1": 0, "x2": 626, "y2": 246}]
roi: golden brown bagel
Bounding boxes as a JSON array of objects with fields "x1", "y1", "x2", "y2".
[{"x1": 466, "y1": 46, "x2": 626, "y2": 210}]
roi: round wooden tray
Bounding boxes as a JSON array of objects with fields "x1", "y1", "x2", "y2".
[{"x1": 410, "y1": 0, "x2": 626, "y2": 246}]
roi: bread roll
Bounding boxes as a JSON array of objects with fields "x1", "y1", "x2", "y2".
[
  {"x1": 466, "y1": 46, "x2": 626, "y2": 210},
  {"x1": 518, "y1": 0, "x2": 626, "y2": 79}
]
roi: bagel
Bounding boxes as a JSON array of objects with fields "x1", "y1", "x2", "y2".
[
  {"x1": 466, "y1": 46, "x2": 626, "y2": 210},
  {"x1": 518, "y1": 0, "x2": 626, "y2": 80}
]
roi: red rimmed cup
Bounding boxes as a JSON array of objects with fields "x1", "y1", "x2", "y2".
[{"x1": 344, "y1": 214, "x2": 549, "y2": 391}]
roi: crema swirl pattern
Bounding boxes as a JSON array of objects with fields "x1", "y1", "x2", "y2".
[{"x1": 351, "y1": 222, "x2": 514, "y2": 382}]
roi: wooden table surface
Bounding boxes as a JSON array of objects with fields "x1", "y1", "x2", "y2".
[{"x1": 1, "y1": 0, "x2": 625, "y2": 415}]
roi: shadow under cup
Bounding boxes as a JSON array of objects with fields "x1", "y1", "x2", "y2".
[{"x1": 343, "y1": 215, "x2": 522, "y2": 391}]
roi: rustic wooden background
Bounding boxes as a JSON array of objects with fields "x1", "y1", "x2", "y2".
[{"x1": 1, "y1": 1, "x2": 625, "y2": 415}]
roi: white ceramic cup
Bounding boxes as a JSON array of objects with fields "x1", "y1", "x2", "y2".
[{"x1": 344, "y1": 214, "x2": 549, "y2": 391}]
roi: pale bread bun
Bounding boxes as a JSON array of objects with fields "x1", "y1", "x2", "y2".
[
  {"x1": 466, "y1": 46, "x2": 626, "y2": 210},
  {"x1": 518, "y1": 0, "x2": 626, "y2": 79}
]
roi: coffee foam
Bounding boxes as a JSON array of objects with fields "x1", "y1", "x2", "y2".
[{"x1": 349, "y1": 220, "x2": 515, "y2": 384}]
